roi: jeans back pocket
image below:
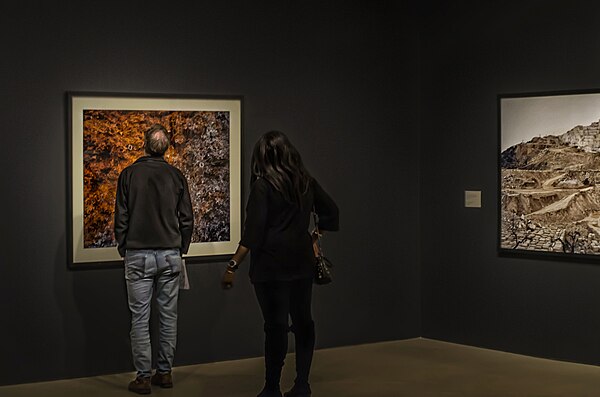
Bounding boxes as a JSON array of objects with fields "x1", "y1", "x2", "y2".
[
  {"x1": 165, "y1": 254, "x2": 182, "y2": 275},
  {"x1": 125, "y1": 252, "x2": 148, "y2": 281}
]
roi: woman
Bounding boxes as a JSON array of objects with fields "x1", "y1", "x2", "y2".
[{"x1": 222, "y1": 131, "x2": 339, "y2": 397}]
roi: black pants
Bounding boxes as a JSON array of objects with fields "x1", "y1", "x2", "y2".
[{"x1": 254, "y1": 277, "x2": 315, "y2": 390}]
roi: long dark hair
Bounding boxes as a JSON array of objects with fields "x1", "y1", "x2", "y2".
[{"x1": 251, "y1": 131, "x2": 311, "y2": 206}]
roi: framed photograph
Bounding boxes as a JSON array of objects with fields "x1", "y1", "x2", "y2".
[
  {"x1": 67, "y1": 92, "x2": 243, "y2": 268},
  {"x1": 499, "y1": 89, "x2": 600, "y2": 259}
]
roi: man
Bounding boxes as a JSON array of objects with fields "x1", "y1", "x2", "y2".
[{"x1": 114, "y1": 124, "x2": 194, "y2": 395}]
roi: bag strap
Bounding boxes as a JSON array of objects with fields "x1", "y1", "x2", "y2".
[{"x1": 312, "y1": 206, "x2": 324, "y2": 257}]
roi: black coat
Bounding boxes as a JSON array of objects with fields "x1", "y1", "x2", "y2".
[{"x1": 240, "y1": 177, "x2": 339, "y2": 283}]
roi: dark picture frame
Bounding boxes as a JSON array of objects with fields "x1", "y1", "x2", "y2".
[
  {"x1": 499, "y1": 89, "x2": 600, "y2": 260},
  {"x1": 67, "y1": 92, "x2": 243, "y2": 268}
]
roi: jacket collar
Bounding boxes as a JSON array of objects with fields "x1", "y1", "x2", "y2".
[{"x1": 134, "y1": 155, "x2": 166, "y2": 164}]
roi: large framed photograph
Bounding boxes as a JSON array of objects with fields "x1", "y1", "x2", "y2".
[
  {"x1": 67, "y1": 92, "x2": 242, "y2": 268},
  {"x1": 499, "y1": 89, "x2": 600, "y2": 259}
]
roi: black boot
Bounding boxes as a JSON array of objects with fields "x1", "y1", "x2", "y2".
[
  {"x1": 290, "y1": 321, "x2": 315, "y2": 390},
  {"x1": 262, "y1": 322, "x2": 288, "y2": 397},
  {"x1": 284, "y1": 382, "x2": 311, "y2": 397},
  {"x1": 257, "y1": 386, "x2": 283, "y2": 397}
]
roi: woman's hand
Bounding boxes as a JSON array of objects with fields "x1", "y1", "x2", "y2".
[
  {"x1": 221, "y1": 245, "x2": 249, "y2": 289},
  {"x1": 221, "y1": 269, "x2": 235, "y2": 289}
]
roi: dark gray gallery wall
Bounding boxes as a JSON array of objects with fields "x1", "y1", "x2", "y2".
[
  {"x1": 421, "y1": 1, "x2": 600, "y2": 366},
  {"x1": 0, "y1": 1, "x2": 420, "y2": 386}
]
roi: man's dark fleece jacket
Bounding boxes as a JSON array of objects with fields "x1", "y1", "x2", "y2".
[{"x1": 114, "y1": 156, "x2": 194, "y2": 257}]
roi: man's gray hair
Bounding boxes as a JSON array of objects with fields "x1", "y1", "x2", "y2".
[{"x1": 145, "y1": 124, "x2": 170, "y2": 156}]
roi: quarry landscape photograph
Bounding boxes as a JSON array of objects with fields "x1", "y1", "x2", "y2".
[{"x1": 500, "y1": 93, "x2": 600, "y2": 256}]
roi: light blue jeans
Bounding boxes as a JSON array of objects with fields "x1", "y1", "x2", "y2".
[{"x1": 125, "y1": 249, "x2": 181, "y2": 378}]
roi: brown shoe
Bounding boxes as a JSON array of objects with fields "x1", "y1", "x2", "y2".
[
  {"x1": 151, "y1": 371, "x2": 173, "y2": 388},
  {"x1": 128, "y1": 376, "x2": 151, "y2": 394}
]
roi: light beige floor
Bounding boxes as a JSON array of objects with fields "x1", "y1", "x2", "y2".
[{"x1": 2, "y1": 338, "x2": 600, "y2": 396}]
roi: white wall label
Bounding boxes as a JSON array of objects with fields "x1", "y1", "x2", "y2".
[{"x1": 465, "y1": 190, "x2": 482, "y2": 208}]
